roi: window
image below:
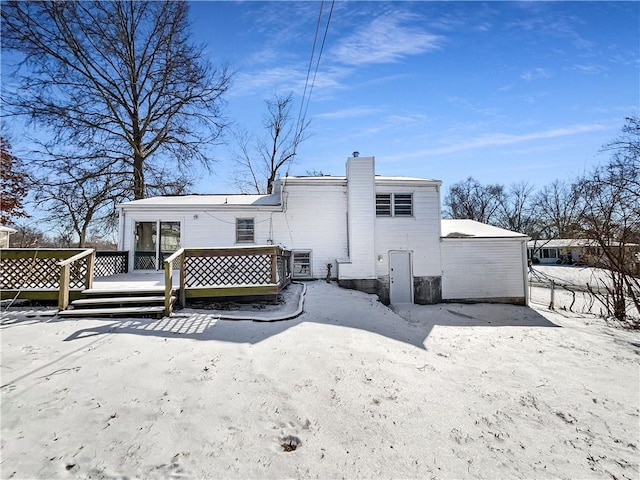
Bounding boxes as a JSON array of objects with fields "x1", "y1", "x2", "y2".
[
  {"x1": 376, "y1": 193, "x2": 413, "y2": 217},
  {"x1": 376, "y1": 194, "x2": 391, "y2": 216},
  {"x1": 292, "y1": 250, "x2": 312, "y2": 278},
  {"x1": 236, "y1": 218, "x2": 254, "y2": 243},
  {"x1": 542, "y1": 248, "x2": 557, "y2": 259},
  {"x1": 394, "y1": 194, "x2": 413, "y2": 216}
]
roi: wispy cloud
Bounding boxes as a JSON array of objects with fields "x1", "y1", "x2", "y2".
[
  {"x1": 391, "y1": 123, "x2": 608, "y2": 159},
  {"x1": 316, "y1": 107, "x2": 382, "y2": 120},
  {"x1": 573, "y1": 64, "x2": 607, "y2": 74},
  {"x1": 230, "y1": 65, "x2": 349, "y2": 98},
  {"x1": 521, "y1": 67, "x2": 551, "y2": 81},
  {"x1": 330, "y1": 12, "x2": 444, "y2": 66}
]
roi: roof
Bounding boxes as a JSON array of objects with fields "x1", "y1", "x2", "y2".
[
  {"x1": 118, "y1": 193, "x2": 281, "y2": 209},
  {"x1": 118, "y1": 173, "x2": 443, "y2": 210},
  {"x1": 441, "y1": 219, "x2": 528, "y2": 239},
  {"x1": 527, "y1": 239, "x2": 638, "y2": 248},
  {"x1": 0, "y1": 226, "x2": 17, "y2": 234}
]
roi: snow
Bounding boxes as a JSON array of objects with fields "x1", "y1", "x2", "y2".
[
  {"x1": 441, "y1": 219, "x2": 528, "y2": 238},
  {"x1": 1, "y1": 281, "x2": 638, "y2": 479},
  {"x1": 118, "y1": 193, "x2": 281, "y2": 208}
]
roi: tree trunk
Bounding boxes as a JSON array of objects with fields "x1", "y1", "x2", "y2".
[{"x1": 133, "y1": 152, "x2": 145, "y2": 200}]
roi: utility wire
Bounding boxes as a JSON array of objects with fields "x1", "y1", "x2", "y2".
[{"x1": 286, "y1": 0, "x2": 335, "y2": 178}]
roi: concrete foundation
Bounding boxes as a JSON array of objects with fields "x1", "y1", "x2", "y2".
[
  {"x1": 338, "y1": 279, "x2": 378, "y2": 295},
  {"x1": 442, "y1": 297, "x2": 526, "y2": 306},
  {"x1": 376, "y1": 276, "x2": 390, "y2": 304},
  {"x1": 339, "y1": 276, "x2": 443, "y2": 305},
  {"x1": 413, "y1": 276, "x2": 442, "y2": 305}
]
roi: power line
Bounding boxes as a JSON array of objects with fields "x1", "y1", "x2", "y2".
[{"x1": 287, "y1": 0, "x2": 335, "y2": 177}]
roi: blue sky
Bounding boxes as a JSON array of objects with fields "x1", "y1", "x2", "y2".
[{"x1": 189, "y1": 1, "x2": 639, "y2": 193}]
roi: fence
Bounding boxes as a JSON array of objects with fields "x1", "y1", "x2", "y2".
[
  {"x1": 94, "y1": 251, "x2": 129, "y2": 277},
  {"x1": 529, "y1": 277, "x2": 639, "y2": 322},
  {"x1": 163, "y1": 245, "x2": 292, "y2": 316},
  {"x1": 0, "y1": 248, "x2": 95, "y2": 309}
]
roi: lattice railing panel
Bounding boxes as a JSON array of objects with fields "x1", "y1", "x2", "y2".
[
  {"x1": 95, "y1": 251, "x2": 128, "y2": 276},
  {"x1": 134, "y1": 252, "x2": 156, "y2": 270},
  {"x1": 68, "y1": 259, "x2": 89, "y2": 289},
  {"x1": 0, "y1": 256, "x2": 60, "y2": 289},
  {"x1": 0, "y1": 254, "x2": 89, "y2": 289},
  {"x1": 185, "y1": 254, "x2": 272, "y2": 287}
]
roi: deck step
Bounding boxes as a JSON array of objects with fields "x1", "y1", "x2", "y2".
[
  {"x1": 58, "y1": 306, "x2": 166, "y2": 318},
  {"x1": 82, "y1": 287, "x2": 168, "y2": 296},
  {"x1": 70, "y1": 296, "x2": 174, "y2": 307}
]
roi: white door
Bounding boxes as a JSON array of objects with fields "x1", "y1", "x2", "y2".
[{"x1": 389, "y1": 251, "x2": 412, "y2": 304}]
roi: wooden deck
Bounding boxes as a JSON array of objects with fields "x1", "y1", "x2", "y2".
[{"x1": 1, "y1": 246, "x2": 292, "y2": 317}]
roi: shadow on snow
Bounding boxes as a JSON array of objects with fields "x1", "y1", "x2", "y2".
[{"x1": 53, "y1": 281, "x2": 559, "y2": 348}]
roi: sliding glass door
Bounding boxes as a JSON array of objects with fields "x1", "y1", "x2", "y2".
[{"x1": 134, "y1": 221, "x2": 181, "y2": 270}]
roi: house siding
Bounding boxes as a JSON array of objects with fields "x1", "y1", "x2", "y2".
[
  {"x1": 120, "y1": 182, "x2": 349, "y2": 279},
  {"x1": 272, "y1": 181, "x2": 348, "y2": 279},
  {"x1": 339, "y1": 156, "x2": 376, "y2": 280},
  {"x1": 374, "y1": 185, "x2": 442, "y2": 278},
  {"x1": 441, "y1": 238, "x2": 527, "y2": 304}
]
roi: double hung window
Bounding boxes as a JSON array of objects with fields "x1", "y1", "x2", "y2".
[{"x1": 236, "y1": 218, "x2": 255, "y2": 243}]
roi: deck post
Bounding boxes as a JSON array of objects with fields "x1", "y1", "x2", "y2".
[
  {"x1": 164, "y1": 262, "x2": 173, "y2": 317},
  {"x1": 270, "y1": 250, "x2": 278, "y2": 284},
  {"x1": 85, "y1": 250, "x2": 96, "y2": 289},
  {"x1": 179, "y1": 253, "x2": 186, "y2": 308},
  {"x1": 58, "y1": 264, "x2": 71, "y2": 311}
]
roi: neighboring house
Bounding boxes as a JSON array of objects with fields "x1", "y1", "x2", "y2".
[
  {"x1": 0, "y1": 226, "x2": 17, "y2": 248},
  {"x1": 527, "y1": 239, "x2": 639, "y2": 267},
  {"x1": 117, "y1": 156, "x2": 530, "y2": 305}
]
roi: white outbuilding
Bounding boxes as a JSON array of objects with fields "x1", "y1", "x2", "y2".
[{"x1": 441, "y1": 219, "x2": 529, "y2": 305}]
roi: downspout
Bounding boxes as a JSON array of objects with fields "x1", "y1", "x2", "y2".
[{"x1": 118, "y1": 208, "x2": 125, "y2": 250}]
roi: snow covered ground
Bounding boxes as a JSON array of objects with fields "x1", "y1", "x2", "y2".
[
  {"x1": 530, "y1": 265, "x2": 639, "y2": 321},
  {"x1": 1, "y1": 281, "x2": 638, "y2": 479},
  {"x1": 530, "y1": 265, "x2": 613, "y2": 288}
]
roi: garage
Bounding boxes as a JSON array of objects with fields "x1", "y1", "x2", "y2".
[{"x1": 440, "y1": 219, "x2": 529, "y2": 305}]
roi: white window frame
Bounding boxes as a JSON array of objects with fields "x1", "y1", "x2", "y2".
[
  {"x1": 236, "y1": 218, "x2": 255, "y2": 244},
  {"x1": 292, "y1": 250, "x2": 312, "y2": 279}
]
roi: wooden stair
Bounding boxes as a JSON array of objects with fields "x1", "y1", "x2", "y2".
[{"x1": 58, "y1": 287, "x2": 175, "y2": 319}]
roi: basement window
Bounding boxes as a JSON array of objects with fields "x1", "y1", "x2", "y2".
[
  {"x1": 236, "y1": 218, "x2": 254, "y2": 243},
  {"x1": 292, "y1": 250, "x2": 312, "y2": 279},
  {"x1": 376, "y1": 193, "x2": 413, "y2": 217}
]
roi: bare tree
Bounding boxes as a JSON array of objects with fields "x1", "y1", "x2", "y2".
[
  {"x1": 0, "y1": 138, "x2": 29, "y2": 225},
  {"x1": 496, "y1": 181, "x2": 537, "y2": 234},
  {"x1": 31, "y1": 159, "x2": 128, "y2": 247},
  {"x1": 2, "y1": 1, "x2": 231, "y2": 202},
  {"x1": 575, "y1": 116, "x2": 640, "y2": 327},
  {"x1": 531, "y1": 179, "x2": 584, "y2": 238},
  {"x1": 232, "y1": 93, "x2": 309, "y2": 194},
  {"x1": 443, "y1": 176, "x2": 505, "y2": 224},
  {"x1": 8, "y1": 223, "x2": 49, "y2": 248}
]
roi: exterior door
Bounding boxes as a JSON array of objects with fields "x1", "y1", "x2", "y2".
[
  {"x1": 134, "y1": 221, "x2": 157, "y2": 270},
  {"x1": 134, "y1": 221, "x2": 181, "y2": 270},
  {"x1": 389, "y1": 251, "x2": 412, "y2": 304}
]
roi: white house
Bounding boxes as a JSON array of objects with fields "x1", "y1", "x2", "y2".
[
  {"x1": 117, "y1": 156, "x2": 529, "y2": 305},
  {"x1": 0, "y1": 226, "x2": 17, "y2": 248}
]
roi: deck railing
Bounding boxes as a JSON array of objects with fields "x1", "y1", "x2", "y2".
[
  {"x1": 163, "y1": 245, "x2": 292, "y2": 316},
  {"x1": 0, "y1": 248, "x2": 95, "y2": 309},
  {"x1": 94, "y1": 251, "x2": 129, "y2": 276}
]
